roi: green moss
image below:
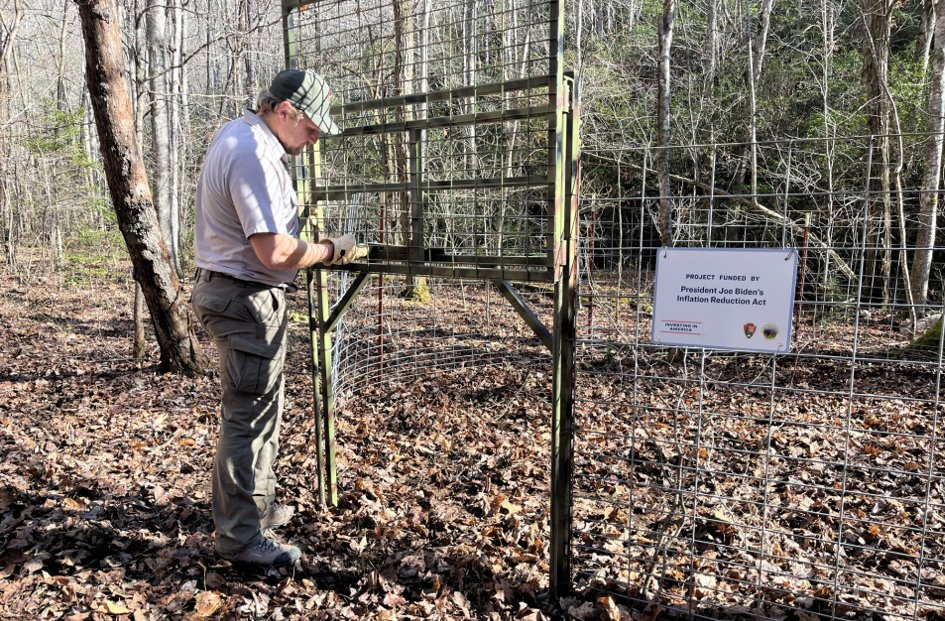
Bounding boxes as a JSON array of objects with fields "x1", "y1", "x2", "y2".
[
  {"x1": 401, "y1": 277, "x2": 431, "y2": 304},
  {"x1": 289, "y1": 310, "x2": 310, "y2": 324},
  {"x1": 904, "y1": 316, "x2": 943, "y2": 354}
]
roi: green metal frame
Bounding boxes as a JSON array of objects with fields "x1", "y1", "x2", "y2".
[
  {"x1": 550, "y1": 73, "x2": 580, "y2": 601},
  {"x1": 282, "y1": 0, "x2": 579, "y2": 598},
  {"x1": 284, "y1": 5, "x2": 328, "y2": 504}
]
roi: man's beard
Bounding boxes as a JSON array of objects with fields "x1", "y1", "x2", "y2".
[{"x1": 278, "y1": 138, "x2": 305, "y2": 157}]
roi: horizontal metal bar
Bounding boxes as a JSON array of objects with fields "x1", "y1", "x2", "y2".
[
  {"x1": 314, "y1": 175, "x2": 550, "y2": 201},
  {"x1": 327, "y1": 105, "x2": 552, "y2": 139},
  {"x1": 330, "y1": 261, "x2": 555, "y2": 283},
  {"x1": 365, "y1": 244, "x2": 552, "y2": 267},
  {"x1": 331, "y1": 77, "x2": 556, "y2": 116}
]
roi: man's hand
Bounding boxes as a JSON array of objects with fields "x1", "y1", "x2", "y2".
[{"x1": 322, "y1": 234, "x2": 369, "y2": 265}]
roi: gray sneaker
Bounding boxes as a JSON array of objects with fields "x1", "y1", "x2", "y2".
[
  {"x1": 222, "y1": 536, "x2": 301, "y2": 567},
  {"x1": 261, "y1": 503, "x2": 295, "y2": 530}
]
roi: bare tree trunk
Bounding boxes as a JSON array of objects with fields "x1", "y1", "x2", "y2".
[
  {"x1": 418, "y1": 0, "x2": 431, "y2": 134},
  {"x1": 133, "y1": 281, "x2": 146, "y2": 357},
  {"x1": 0, "y1": 4, "x2": 22, "y2": 268},
  {"x1": 205, "y1": 15, "x2": 211, "y2": 93},
  {"x1": 218, "y1": 3, "x2": 242, "y2": 117},
  {"x1": 393, "y1": 0, "x2": 413, "y2": 248},
  {"x1": 147, "y1": 0, "x2": 177, "y2": 272},
  {"x1": 745, "y1": 0, "x2": 775, "y2": 197},
  {"x1": 129, "y1": 0, "x2": 149, "y2": 354},
  {"x1": 414, "y1": 0, "x2": 430, "y2": 307},
  {"x1": 169, "y1": 0, "x2": 183, "y2": 272},
  {"x1": 7, "y1": 13, "x2": 31, "y2": 260},
  {"x1": 503, "y1": 1, "x2": 531, "y2": 176},
  {"x1": 819, "y1": 0, "x2": 837, "y2": 298},
  {"x1": 704, "y1": 0, "x2": 718, "y2": 96},
  {"x1": 56, "y1": 0, "x2": 70, "y2": 108},
  {"x1": 917, "y1": 0, "x2": 936, "y2": 74},
  {"x1": 41, "y1": 160, "x2": 63, "y2": 268},
  {"x1": 76, "y1": 0, "x2": 205, "y2": 376},
  {"x1": 462, "y1": 0, "x2": 480, "y2": 173},
  {"x1": 751, "y1": 0, "x2": 776, "y2": 80},
  {"x1": 243, "y1": 0, "x2": 256, "y2": 103},
  {"x1": 861, "y1": 0, "x2": 894, "y2": 306},
  {"x1": 131, "y1": 0, "x2": 146, "y2": 136},
  {"x1": 81, "y1": 86, "x2": 101, "y2": 226},
  {"x1": 393, "y1": 0, "x2": 428, "y2": 301},
  {"x1": 497, "y1": 0, "x2": 530, "y2": 251},
  {"x1": 656, "y1": 0, "x2": 674, "y2": 247},
  {"x1": 910, "y1": 0, "x2": 945, "y2": 308},
  {"x1": 0, "y1": 4, "x2": 20, "y2": 67}
]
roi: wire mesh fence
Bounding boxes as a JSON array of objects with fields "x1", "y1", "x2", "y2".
[
  {"x1": 572, "y1": 136, "x2": 945, "y2": 620},
  {"x1": 281, "y1": 2, "x2": 944, "y2": 617},
  {"x1": 308, "y1": 133, "x2": 945, "y2": 618},
  {"x1": 285, "y1": 0, "x2": 566, "y2": 280},
  {"x1": 328, "y1": 274, "x2": 554, "y2": 396}
]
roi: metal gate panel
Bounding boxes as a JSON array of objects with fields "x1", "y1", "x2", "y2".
[{"x1": 284, "y1": 0, "x2": 567, "y2": 282}]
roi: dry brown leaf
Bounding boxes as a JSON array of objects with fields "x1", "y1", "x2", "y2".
[
  {"x1": 193, "y1": 591, "x2": 222, "y2": 618},
  {"x1": 62, "y1": 497, "x2": 84, "y2": 511},
  {"x1": 104, "y1": 600, "x2": 133, "y2": 615},
  {"x1": 566, "y1": 601, "x2": 598, "y2": 619},
  {"x1": 382, "y1": 592, "x2": 407, "y2": 608},
  {"x1": 501, "y1": 499, "x2": 522, "y2": 515},
  {"x1": 452, "y1": 590, "x2": 470, "y2": 612}
]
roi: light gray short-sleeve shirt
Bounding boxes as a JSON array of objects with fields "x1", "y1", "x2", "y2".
[{"x1": 194, "y1": 110, "x2": 299, "y2": 286}]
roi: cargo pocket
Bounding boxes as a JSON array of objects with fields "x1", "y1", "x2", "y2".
[
  {"x1": 226, "y1": 333, "x2": 285, "y2": 396},
  {"x1": 191, "y1": 289, "x2": 232, "y2": 326},
  {"x1": 242, "y1": 288, "x2": 281, "y2": 325}
]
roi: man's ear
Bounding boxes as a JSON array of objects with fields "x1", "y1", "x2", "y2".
[{"x1": 276, "y1": 100, "x2": 294, "y2": 120}]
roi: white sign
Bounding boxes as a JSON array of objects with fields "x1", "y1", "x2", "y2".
[{"x1": 652, "y1": 247, "x2": 798, "y2": 353}]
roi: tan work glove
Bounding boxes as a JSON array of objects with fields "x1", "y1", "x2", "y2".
[{"x1": 322, "y1": 234, "x2": 369, "y2": 265}]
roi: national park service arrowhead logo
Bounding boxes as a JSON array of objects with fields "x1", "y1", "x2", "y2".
[{"x1": 743, "y1": 322, "x2": 756, "y2": 338}]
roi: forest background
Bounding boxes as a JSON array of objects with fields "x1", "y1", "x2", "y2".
[
  {"x1": 2, "y1": 0, "x2": 945, "y2": 619},
  {"x1": 2, "y1": 0, "x2": 944, "y2": 307}
]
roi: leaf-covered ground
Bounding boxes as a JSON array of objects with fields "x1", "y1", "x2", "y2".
[
  {"x1": 0, "y1": 269, "x2": 607, "y2": 620},
  {"x1": 567, "y1": 292, "x2": 945, "y2": 620},
  {"x1": 2, "y1": 265, "x2": 944, "y2": 621}
]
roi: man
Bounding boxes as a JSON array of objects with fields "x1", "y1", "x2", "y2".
[{"x1": 191, "y1": 69, "x2": 364, "y2": 567}]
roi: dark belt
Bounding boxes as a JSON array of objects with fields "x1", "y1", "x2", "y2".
[{"x1": 195, "y1": 268, "x2": 288, "y2": 290}]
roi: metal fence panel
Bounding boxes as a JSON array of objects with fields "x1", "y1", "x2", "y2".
[
  {"x1": 285, "y1": 0, "x2": 567, "y2": 280},
  {"x1": 573, "y1": 137, "x2": 945, "y2": 620}
]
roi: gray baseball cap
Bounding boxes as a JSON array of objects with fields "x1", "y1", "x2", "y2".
[{"x1": 269, "y1": 69, "x2": 340, "y2": 135}]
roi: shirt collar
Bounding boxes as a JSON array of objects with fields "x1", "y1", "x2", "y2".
[{"x1": 242, "y1": 109, "x2": 289, "y2": 162}]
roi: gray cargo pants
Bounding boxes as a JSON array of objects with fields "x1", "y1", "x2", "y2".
[{"x1": 191, "y1": 270, "x2": 289, "y2": 556}]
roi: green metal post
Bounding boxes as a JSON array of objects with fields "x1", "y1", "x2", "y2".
[
  {"x1": 313, "y1": 266, "x2": 338, "y2": 506},
  {"x1": 310, "y1": 140, "x2": 338, "y2": 506},
  {"x1": 409, "y1": 127, "x2": 425, "y2": 263},
  {"x1": 283, "y1": 0, "x2": 337, "y2": 506},
  {"x1": 281, "y1": 0, "x2": 298, "y2": 69},
  {"x1": 549, "y1": 75, "x2": 578, "y2": 602},
  {"x1": 548, "y1": 0, "x2": 566, "y2": 274}
]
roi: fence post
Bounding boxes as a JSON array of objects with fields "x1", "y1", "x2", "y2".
[
  {"x1": 282, "y1": 0, "x2": 332, "y2": 506},
  {"x1": 550, "y1": 74, "x2": 580, "y2": 603}
]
